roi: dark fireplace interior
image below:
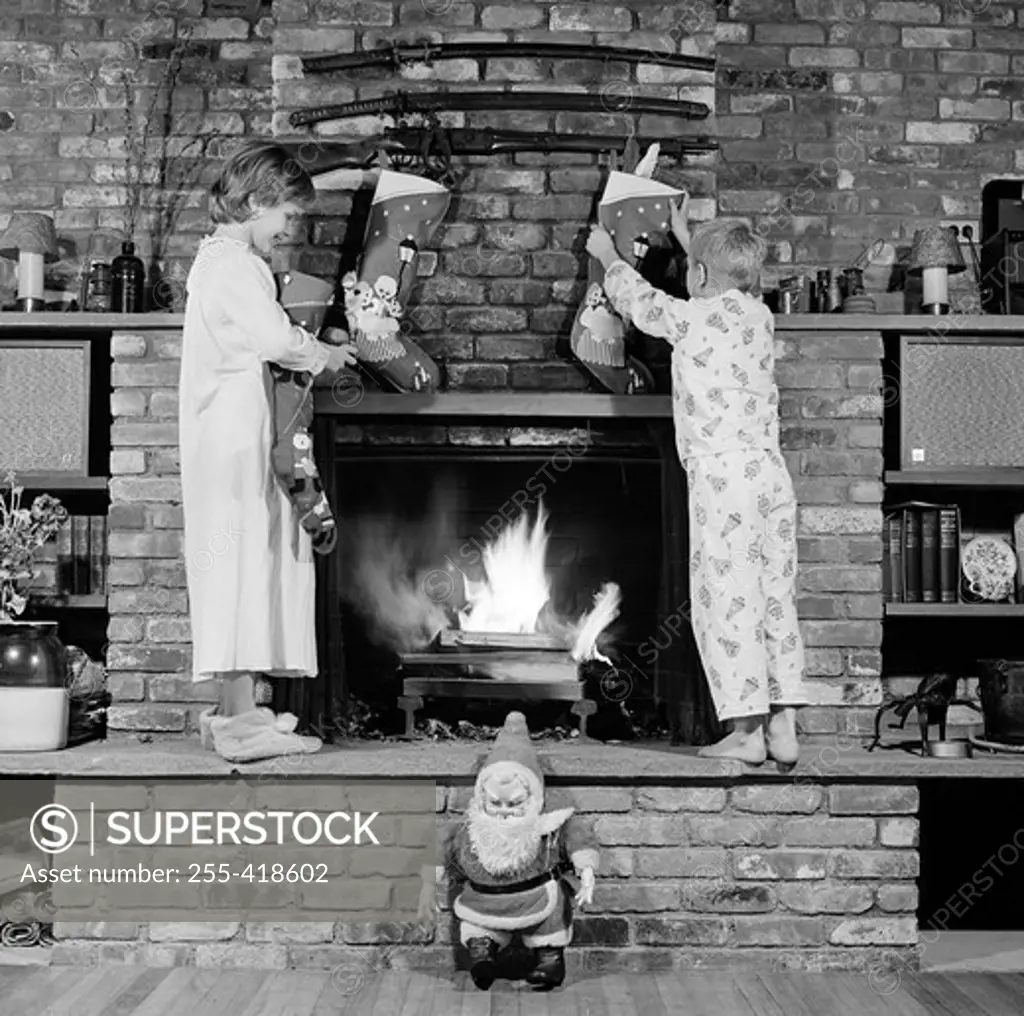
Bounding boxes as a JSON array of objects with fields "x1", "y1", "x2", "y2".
[{"x1": 274, "y1": 422, "x2": 719, "y2": 744}]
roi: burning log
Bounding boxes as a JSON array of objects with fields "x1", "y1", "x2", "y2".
[{"x1": 437, "y1": 629, "x2": 567, "y2": 651}]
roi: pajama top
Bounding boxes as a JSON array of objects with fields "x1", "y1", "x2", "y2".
[
  {"x1": 602, "y1": 259, "x2": 780, "y2": 461},
  {"x1": 179, "y1": 235, "x2": 332, "y2": 682}
]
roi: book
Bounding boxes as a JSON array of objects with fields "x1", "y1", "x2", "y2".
[
  {"x1": 884, "y1": 513, "x2": 903, "y2": 602},
  {"x1": 903, "y1": 507, "x2": 922, "y2": 603},
  {"x1": 939, "y1": 507, "x2": 960, "y2": 604},
  {"x1": 55, "y1": 516, "x2": 73, "y2": 596},
  {"x1": 89, "y1": 515, "x2": 106, "y2": 596},
  {"x1": 920, "y1": 508, "x2": 939, "y2": 603},
  {"x1": 72, "y1": 515, "x2": 90, "y2": 595}
]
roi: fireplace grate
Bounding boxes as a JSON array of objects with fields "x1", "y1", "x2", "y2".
[{"x1": 397, "y1": 630, "x2": 596, "y2": 737}]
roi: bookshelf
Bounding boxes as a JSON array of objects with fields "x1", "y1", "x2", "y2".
[{"x1": 882, "y1": 330, "x2": 1024, "y2": 687}]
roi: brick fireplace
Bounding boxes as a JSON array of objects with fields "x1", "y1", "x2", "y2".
[{"x1": 104, "y1": 323, "x2": 884, "y2": 744}]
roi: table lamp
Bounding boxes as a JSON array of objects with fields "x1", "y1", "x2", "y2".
[
  {"x1": 908, "y1": 225, "x2": 966, "y2": 315},
  {"x1": 0, "y1": 212, "x2": 60, "y2": 312}
]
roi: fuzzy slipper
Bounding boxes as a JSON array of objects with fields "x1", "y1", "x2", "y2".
[{"x1": 199, "y1": 707, "x2": 322, "y2": 763}]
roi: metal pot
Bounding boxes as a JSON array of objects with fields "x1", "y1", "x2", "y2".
[{"x1": 976, "y1": 658, "x2": 1024, "y2": 745}]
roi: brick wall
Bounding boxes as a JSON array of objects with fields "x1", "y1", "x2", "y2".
[
  {"x1": 52, "y1": 777, "x2": 920, "y2": 971},
  {"x1": 719, "y1": 0, "x2": 1023, "y2": 294}
]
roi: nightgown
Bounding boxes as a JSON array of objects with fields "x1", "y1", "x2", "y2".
[
  {"x1": 602, "y1": 258, "x2": 808, "y2": 720},
  {"x1": 179, "y1": 235, "x2": 331, "y2": 682}
]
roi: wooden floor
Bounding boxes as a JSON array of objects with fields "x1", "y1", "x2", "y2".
[{"x1": 4, "y1": 965, "x2": 1024, "y2": 1016}]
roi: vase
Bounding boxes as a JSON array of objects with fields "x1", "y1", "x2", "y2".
[
  {"x1": 111, "y1": 240, "x2": 146, "y2": 313},
  {"x1": 0, "y1": 620, "x2": 69, "y2": 752},
  {"x1": 977, "y1": 659, "x2": 1024, "y2": 745}
]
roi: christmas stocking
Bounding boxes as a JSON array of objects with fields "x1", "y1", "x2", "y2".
[
  {"x1": 270, "y1": 269, "x2": 339, "y2": 556},
  {"x1": 570, "y1": 145, "x2": 682, "y2": 394},
  {"x1": 341, "y1": 169, "x2": 450, "y2": 393}
]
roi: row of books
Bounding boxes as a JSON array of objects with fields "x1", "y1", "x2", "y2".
[
  {"x1": 34, "y1": 515, "x2": 107, "y2": 598},
  {"x1": 885, "y1": 501, "x2": 1024, "y2": 604},
  {"x1": 884, "y1": 502, "x2": 960, "y2": 604}
]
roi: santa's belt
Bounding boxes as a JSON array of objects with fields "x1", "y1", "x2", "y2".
[{"x1": 468, "y1": 864, "x2": 568, "y2": 895}]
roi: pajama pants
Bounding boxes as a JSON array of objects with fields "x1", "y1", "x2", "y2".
[{"x1": 684, "y1": 447, "x2": 807, "y2": 720}]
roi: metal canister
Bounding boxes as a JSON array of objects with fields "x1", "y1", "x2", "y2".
[{"x1": 85, "y1": 261, "x2": 113, "y2": 312}]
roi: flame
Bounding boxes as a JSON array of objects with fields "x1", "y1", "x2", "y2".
[{"x1": 455, "y1": 501, "x2": 619, "y2": 665}]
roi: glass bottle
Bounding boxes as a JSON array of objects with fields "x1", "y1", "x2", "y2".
[{"x1": 111, "y1": 241, "x2": 146, "y2": 313}]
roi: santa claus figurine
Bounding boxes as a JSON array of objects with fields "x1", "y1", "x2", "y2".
[{"x1": 438, "y1": 711, "x2": 599, "y2": 991}]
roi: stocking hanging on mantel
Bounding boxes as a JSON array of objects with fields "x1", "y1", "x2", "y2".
[
  {"x1": 570, "y1": 145, "x2": 682, "y2": 395},
  {"x1": 338, "y1": 169, "x2": 449, "y2": 393}
]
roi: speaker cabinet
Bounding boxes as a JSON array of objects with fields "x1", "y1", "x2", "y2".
[
  {"x1": 899, "y1": 334, "x2": 1024, "y2": 471},
  {"x1": 0, "y1": 339, "x2": 91, "y2": 478}
]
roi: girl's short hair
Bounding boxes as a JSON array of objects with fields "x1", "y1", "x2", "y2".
[
  {"x1": 209, "y1": 141, "x2": 316, "y2": 225},
  {"x1": 690, "y1": 220, "x2": 768, "y2": 293}
]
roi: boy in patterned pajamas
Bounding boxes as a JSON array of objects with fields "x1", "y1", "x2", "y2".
[{"x1": 586, "y1": 197, "x2": 808, "y2": 767}]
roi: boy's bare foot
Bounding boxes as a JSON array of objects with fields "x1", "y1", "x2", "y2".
[
  {"x1": 767, "y1": 706, "x2": 800, "y2": 766},
  {"x1": 697, "y1": 717, "x2": 767, "y2": 765}
]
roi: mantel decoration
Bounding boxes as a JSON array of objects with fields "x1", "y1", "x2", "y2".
[
  {"x1": 0, "y1": 212, "x2": 60, "y2": 312},
  {"x1": 113, "y1": 23, "x2": 226, "y2": 312},
  {"x1": 0, "y1": 471, "x2": 71, "y2": 752},
  {"x1": 908, "y1": 225, "x2": 966, "y2": 315}
]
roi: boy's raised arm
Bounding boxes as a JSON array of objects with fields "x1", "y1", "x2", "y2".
[{"x1": 585, "y1": 224, "x2": 697, "y2": 346}]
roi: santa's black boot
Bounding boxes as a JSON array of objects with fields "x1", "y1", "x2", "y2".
[
  {"x1": 526, "y1": 947, "x2": 565, "y2": 990},
  {"x1": 466, "y1": 937, "x2": 499, "y2": 990}
]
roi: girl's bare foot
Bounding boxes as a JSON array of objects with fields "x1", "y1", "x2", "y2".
[
  {"x1": 767, "y1": 706, "x2": 799, "y2": 767},
  {"x1": 697, "y1": 715, "x2": 767, "y2": 765}
]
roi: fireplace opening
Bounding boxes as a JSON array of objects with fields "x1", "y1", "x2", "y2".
[{"x1": 322, "y1": 451, "x2": 668, "y2": 740}]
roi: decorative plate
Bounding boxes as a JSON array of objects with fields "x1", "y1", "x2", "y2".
[{"x1": 962, "y1": 535, "x2": 1017, "y2": 602}]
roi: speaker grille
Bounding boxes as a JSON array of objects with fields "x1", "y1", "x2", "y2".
[
  {"x1": 0, "y1": 345, "x2": 87, "y2": 474},
  {"x1": 903, "y1": 341, "x2": 1024, "y2": 468}
]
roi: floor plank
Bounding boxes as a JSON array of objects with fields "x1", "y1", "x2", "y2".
[
  {"x1": 310, "y1": 967, "x2": 382, "y2": 1016},
  {"x1": 904, "y1": 972, "x2": 991, "y2": 1016},
  {"x1": 48, "y1": 969, "x2": 127, "y2": 1016},
  {"x1": 662, "y1": 970, "x2": 757, "y2": 1016},
  {"x1": 941, "y1": 971, "x2": 1024, "y2": 1015},
  {"x1": 733, "y1": 972, "x2": 785, "y2": 1016},
  {"x1": 120, "y1": 968, "x2": 212, "y2": 1016},
  {"x1": 1, "y1": 968, "x2": 99, "y2": 1016},
  {"x1": 12, "y1": 964, "x2": 1024, "y2": 1016},
  {"x1": 236, "y1": 970, "x2": 329, "y2": 1016},
  {"x1": 73, "y1": 966, "x2": 149, "y2": 1016},
  {"x1": 621, "y1": 974, "x2": 670, "y2": 1016},
  {"x1": 750, "y1": 973, "x2": 817, "y2": 1016},
  {"x1": 183, "y1": 970, "x2": 266, "y2": 1016},
  {"x1": 456, "y1": 971, "x2": 493, "y2": 1016}
]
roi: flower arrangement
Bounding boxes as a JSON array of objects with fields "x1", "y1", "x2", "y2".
[{"x1": 0, "y1": 471, "x2": 69, "y2": 622}]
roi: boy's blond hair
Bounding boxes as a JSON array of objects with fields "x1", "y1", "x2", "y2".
[
  {"x1": 210, "y1": 141, "x2": 315, "y2": 225},
  {"x1": 689, "y1": 220, "x2": 767, "y2": 293}
]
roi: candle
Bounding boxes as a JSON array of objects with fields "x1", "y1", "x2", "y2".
[
  {"x1": 921, "y1": 265, "x2": 947, "y2": 308},
  {"x1": 16, "y1": 251, "x2": 44, "y2": 301}
]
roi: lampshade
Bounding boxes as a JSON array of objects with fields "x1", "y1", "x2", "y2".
[
  {"x1": 0, "y1": 212, "x2": 59, "y2": 262},
  {"x1": 907, "y1": 226, "x2": 966, "y2": 275}
]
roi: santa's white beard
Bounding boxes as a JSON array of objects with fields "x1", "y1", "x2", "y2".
[{"x1": 466, "y1": 798, "x2": 543, "y2": 877}]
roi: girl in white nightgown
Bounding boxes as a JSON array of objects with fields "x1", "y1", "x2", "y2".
[{"x1": 179, "y1": 142, "x2": 356, "y2": 761}]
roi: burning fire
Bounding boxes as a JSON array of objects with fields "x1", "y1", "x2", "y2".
[
  {"x1": 454, "y1": 502, "x2": 620, "y2": 665},
  {"x1": 343, "y1": 498, "x2": 620, "y2": 670}
]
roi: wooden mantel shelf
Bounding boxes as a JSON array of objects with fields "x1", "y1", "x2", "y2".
[
  {"x1": 0, "y1": 312, "x2": 185, "y2": 329},
  {"x1": 2, "y1": 312, "x2": 1023, "y2": 334},
  {"x1": 313, "y1": 390, "x2": 674, "y2": 417}
]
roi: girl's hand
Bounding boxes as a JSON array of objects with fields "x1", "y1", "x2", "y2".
[
  {"x1": 325, "y1": 343, "x2": 358, "y2": 372},
  {"x1": 322, "y1": 326, "x2": 349, "y2": 346},
  {"x1": 670, "y1": 192, "x2": 691, "y2": 251},
  {"x1": 586, "y1": 224, "x2": 618, "y2": 268}
]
